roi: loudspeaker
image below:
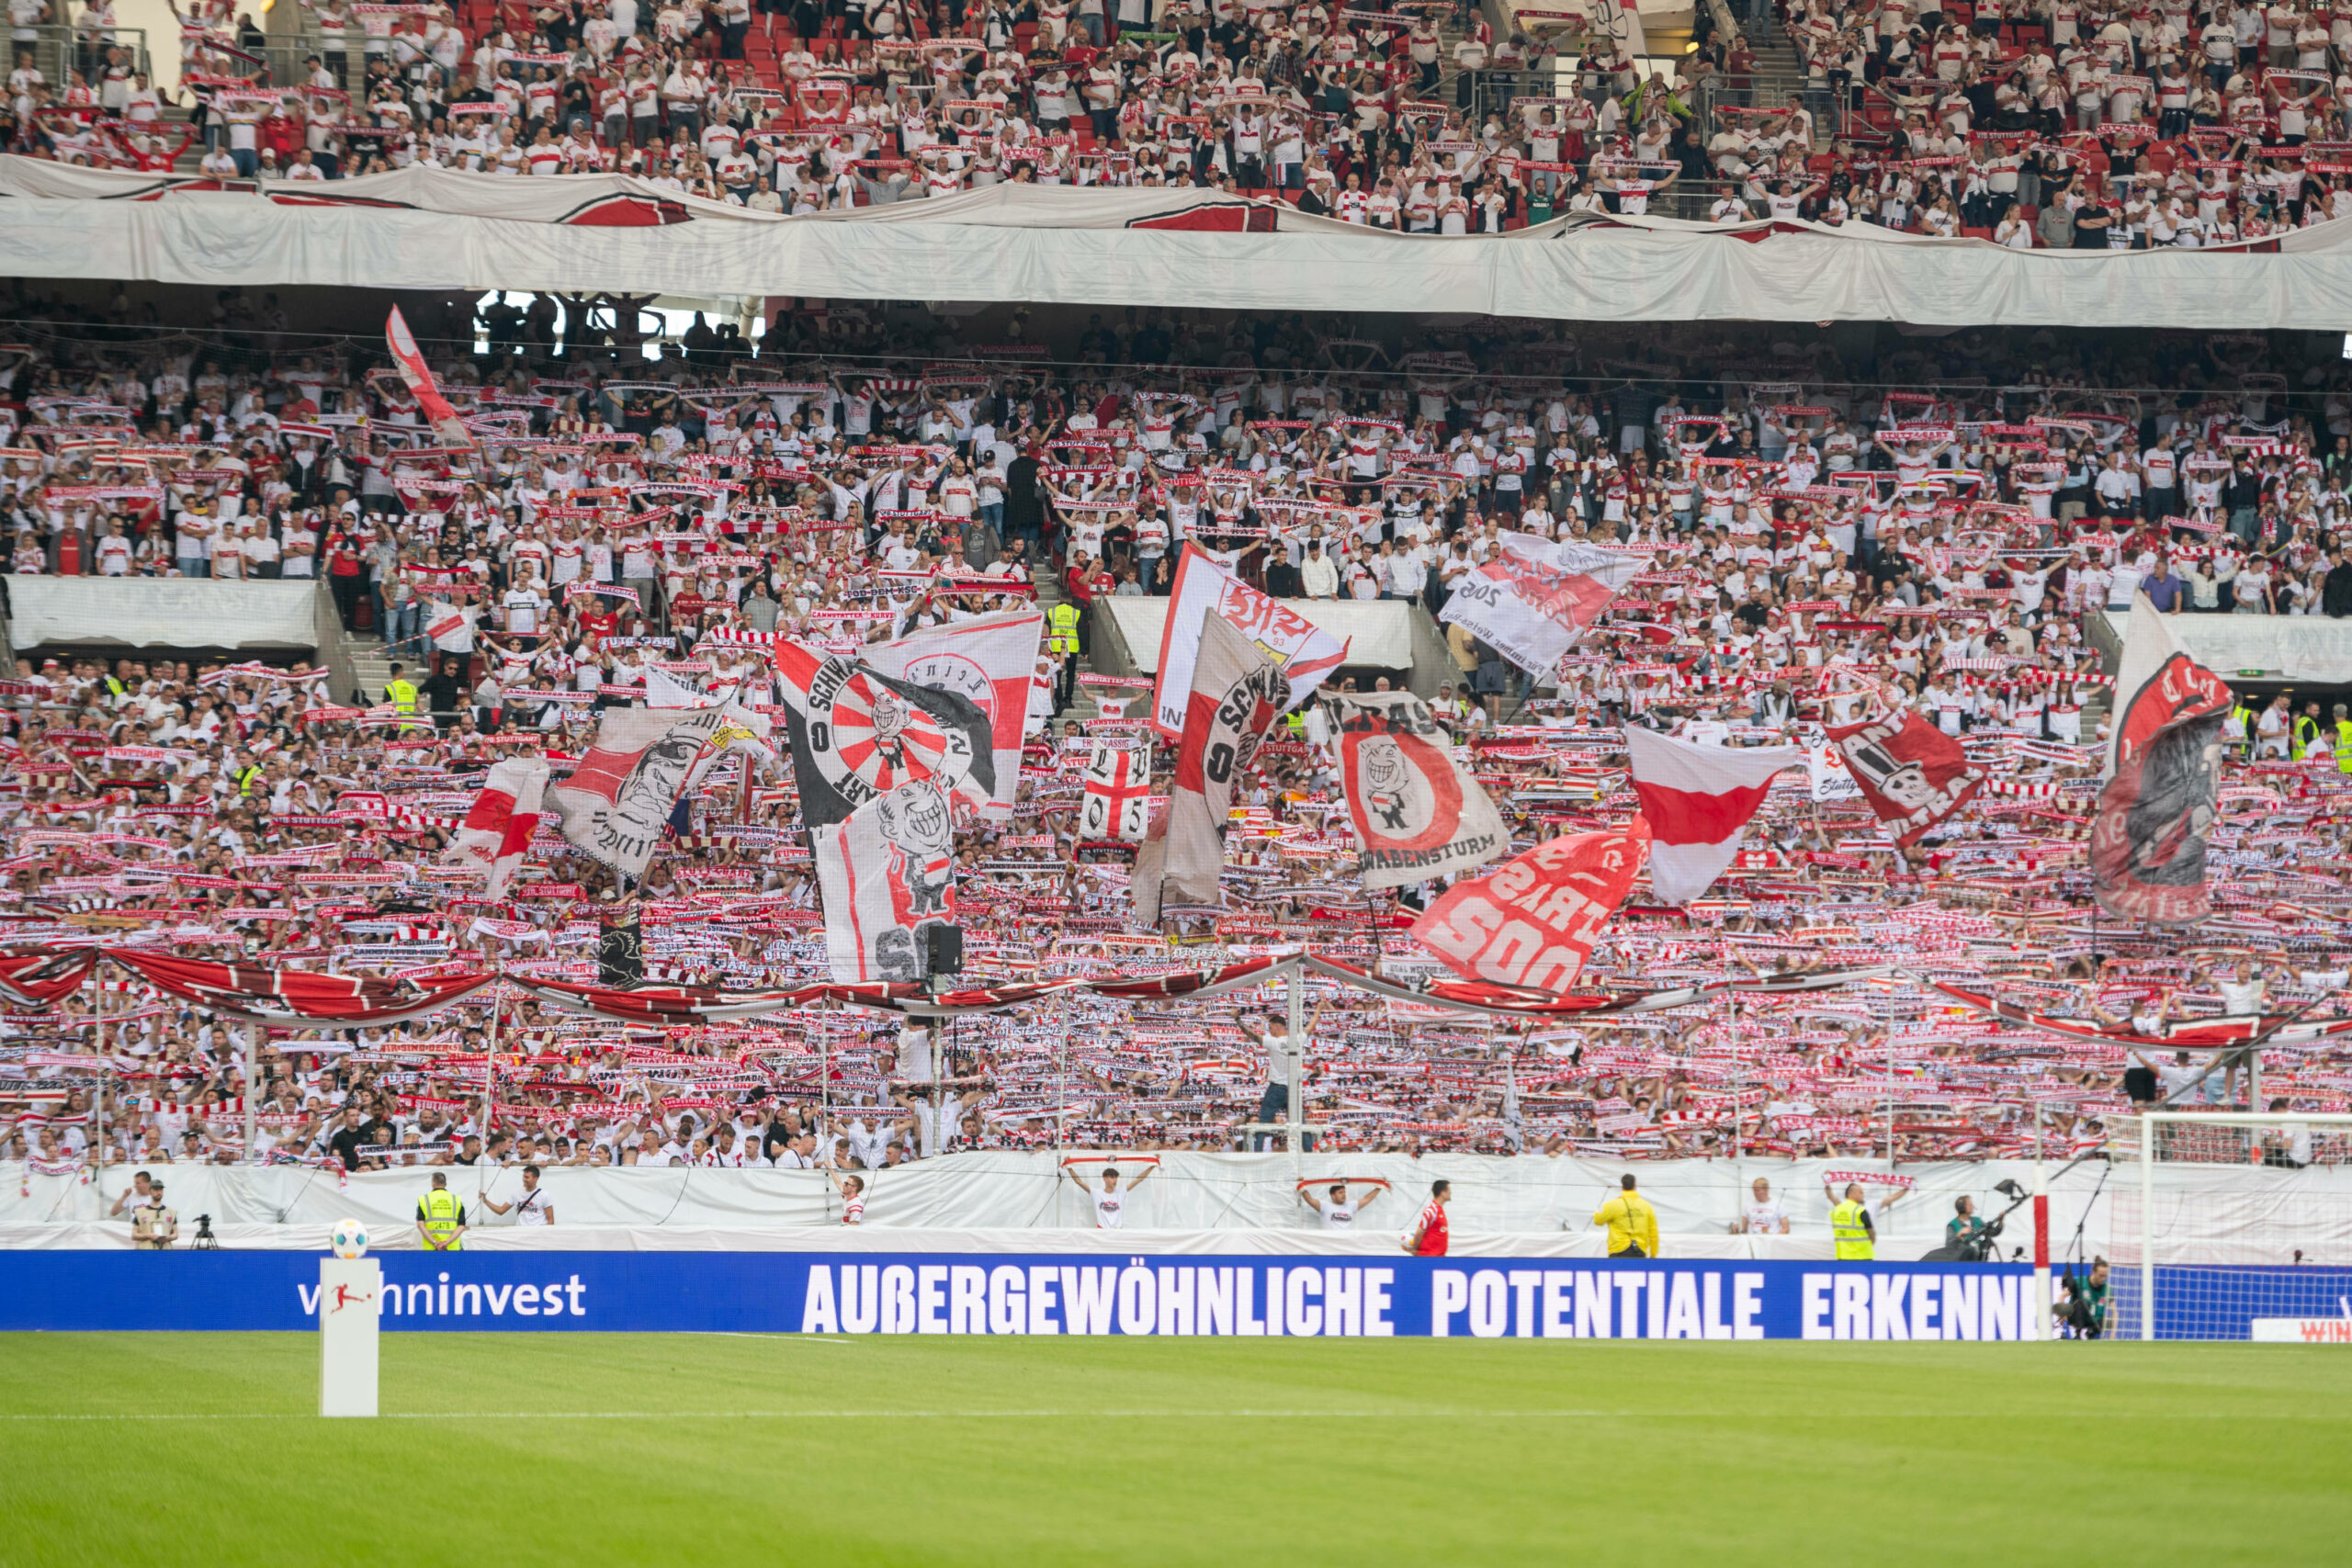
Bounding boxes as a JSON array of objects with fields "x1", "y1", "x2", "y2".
[{"x1": 923, "y1": 923, "x2": 964, "y2": 976}]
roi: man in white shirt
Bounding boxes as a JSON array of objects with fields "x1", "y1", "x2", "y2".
[
  {"x1": 1738, "y1": 1176, "x2": 1791, "y2": 1234},
  {"x1": 1066, "y1": 1161, "x2": 1151, "y2": 1227},
  {"x1": 1303, "y1": 1179, "x2": 1381, "y2": 1230}
]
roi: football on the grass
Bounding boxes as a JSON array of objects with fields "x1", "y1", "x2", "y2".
[{"x1": 330, "y1": 1219, "x2": 369, "y2": 1259}]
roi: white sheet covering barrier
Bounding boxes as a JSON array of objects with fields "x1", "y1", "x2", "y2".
[
  {"x1": 3, "y1": 165, "x2": 2349, "y2": 328},
  {"x1": 11, "y1": 1151, "x2": 2346, "y2": 1262},
  {"x1": 2096, "y1": 607, "x2": 2352, "y2": 684},
  {"x1": 5, "y1": 575, "x2": 320, "y2": 650}
]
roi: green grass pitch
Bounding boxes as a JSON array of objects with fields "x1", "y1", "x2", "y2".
[{"x1": 1, "y1": 1335, "x2": 2345, "y2": 1566}]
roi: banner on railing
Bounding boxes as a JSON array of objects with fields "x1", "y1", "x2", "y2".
[{"x1": 0, "y1": 1252, "x2": 2040, "y2": 1338}]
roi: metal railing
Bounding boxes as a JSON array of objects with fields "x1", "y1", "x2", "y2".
[{"x1": 8, "y1": 21, "x2": 152, "y2": 98}]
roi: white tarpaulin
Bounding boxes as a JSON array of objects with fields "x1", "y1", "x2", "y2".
[
  {"x1": 4, "y1": 575, "x2": 317, "y2": 649},
  {"x1": 1102, "y1": 597, "x2": 1416, "y2": 674},
  {"x1": 6, "y1": 1152, "x2": 2345, "y2": 1264},
  {"x1": 4, "y1": 163, "x2": 2350, "y2": 328},
  {"x1": 2097, "y1": 608, "x2": 2352, "y2": 684}
]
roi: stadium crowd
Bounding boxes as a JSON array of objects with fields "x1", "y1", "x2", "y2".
[
  {"x1": 1, "y1": 297, "x2": 2351, "y2": 1188},
  {"x1": 14, "y1": 0, "x2": 2352, "y2": 241}
]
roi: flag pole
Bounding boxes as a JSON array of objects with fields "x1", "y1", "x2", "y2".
[
  {"x1": 89, "y1": 958, "x2": 105, "y2": 1187},
  {"x1": 243, "y1": 1021, "x2": 258, "y2": 1166}
]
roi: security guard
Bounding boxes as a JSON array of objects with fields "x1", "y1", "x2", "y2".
[
  {"x1": 1830, "y1": 1181, "x2": 1878, "y2": 1261},
  {"x1": 1592, "y1": 1173, "x2": 1660, "y2": 1258},
  {"x1": 2334, "y1": 704, "x2": 2352, "y2": 774},
  {"x1": 1046, "y1": 600, "x2": 1082, "y2": 713},
  {"x1": 384, "y1": 661, "x2": 421, "y2": 719},
  {"x1": 2292, "y1": 699, "x2": 2323, "y2": 758},
  {"x1": 417, "y1": 1170, "x2": 466, "y2": 1252},
  {"x1": 2226, "y1": 696, "x2": 2255, "y2": 755},
  {"x1": 230, "y1": 750, "x2": 266, "y2": 799}
]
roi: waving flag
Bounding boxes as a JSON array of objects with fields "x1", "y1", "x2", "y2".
[
  {"x1": 1329, "y1": 690, "x2": 1506, "y2": 889},
  {"x1": 1080, "y1": 734, "x2": 1154, "y2": 841},
  {"x1": 1151, "y1": 545, "x2": 1342, "y2": 737},
  {"x1": 1829, "y1": 712, "x2": 1985, "y2": 847},
  {"x1": 448, "y1": 756, "x2": 549, "y2": 898},
  {"x1": 1411, "y1": 818, "x2": 1648, "y2": 990},
  {"x1": 1623, "y1": 726, "x2": 1801, "y2": 904},
  {"x1": 859, "y1": 609, "x2": 1042, "y2": 822},
  {"x1": 384, "y1": 305, "x2": 475, "y2": 449},
  {"x1": 1135, "y1": 615, "x2": 1290, "y2": 922},
  {"x1": 812, "y1": 780, "x2": 958, "y2": 981},
  {"x1": 2093, "y1": 592, "x2": 2234, "y2": 924},
  {"x1": 422, "y1": 599, "x2": 479, "y2": 654},
  {"x1": 772, "y1": 638, "x2": 993, "y2": 828},
  {"x1": 1439, "y1": 533, "x2": 1650, "y2": 675},
  {"x1": 548, "y1": 707, "x2": 727, "y2": 877}
]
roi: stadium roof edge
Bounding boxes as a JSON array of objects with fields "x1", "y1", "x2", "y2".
[{"x1": 3, "y1": 158, "x2": 2350, "y2": 329}]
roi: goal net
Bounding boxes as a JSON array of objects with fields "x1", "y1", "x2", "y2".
[{"x1": 2105, "y1": 1112, "x2": 2352, "y2": 1342}]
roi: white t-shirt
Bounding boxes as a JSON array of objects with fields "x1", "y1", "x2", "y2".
[
  {"x1": 1093, "y1": 1187, "x2": 1125, "y2": 1228},
  {"x1": 1319, "y1": 1200, "x2": 1356, "y2": 1229},
  {"x1": 1743, "y1": 1198, "x2": 1790, "y2": 1233}
]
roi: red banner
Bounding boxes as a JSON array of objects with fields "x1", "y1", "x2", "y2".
[
  {"x1": 1408, "y1": 819, "x2": 1648, "y2": 991},
  {"x1": 1826, "y1": 713, "x2": 1986, "y2": 847}
]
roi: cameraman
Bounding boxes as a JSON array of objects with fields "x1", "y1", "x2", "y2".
[
  {"x1": 2059, "y1": 1258, "x2": 2109, "y2": 1338},
  {"x1": 1945, "y1": 1196, "x2": 1989, "y2": 1258}
]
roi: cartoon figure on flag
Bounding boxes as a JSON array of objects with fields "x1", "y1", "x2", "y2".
[
  {"x1": 1328, "y1": 690, "x2": 1505, "y2": 889},
  {"x1": 812, "y1": 779, "x2": 957, "y2": 982},
  {"x1": 876, "y1": 780, "x2": 956, "y2": 921}
]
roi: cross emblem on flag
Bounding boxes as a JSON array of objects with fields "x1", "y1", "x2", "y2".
[{"x1": 1081, "y1": 738, "x2": 1153, "y2": 842}]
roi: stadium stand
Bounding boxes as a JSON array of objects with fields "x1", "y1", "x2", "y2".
[{"x1": 0, "y1": 292, "x2": 2348, "y2": 1222}]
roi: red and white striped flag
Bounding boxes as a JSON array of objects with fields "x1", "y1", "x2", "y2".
[
  {"x1": 447, "y1": 757, "x2": 549, "y2": 899},
  {"x1": 1622, "y1": 726, "x2": 1801, "y2": 905},
  {"x1": 384, "y1": 305, "x2": 476, "y2": 450}
]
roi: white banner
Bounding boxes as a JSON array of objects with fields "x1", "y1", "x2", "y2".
[
  {"x1": 548, "y1": 707, "x2": 726, "y2": 877},
  {"x1": 1080, "y1": 734, "x2": 1153, "y2": 841},
  {"x1": 1138, "y1": 615, "x2": 1290, "y2": 919},
  {"x1": 4, "y1": 576, "x2": 316, "y2": 650},
  {"x1": 1438, "y1": 533, "x2": 1649, "y2": 676},
  {"x1": 858, "y1": 610, "x2": 1042, "y2": 823},
  {"x1": 1328, "y1": 691, "x2": 1507, "y2": 889},
  {"x1": 1150, "y1": 545, "x2": 1344, "y2": 737}
]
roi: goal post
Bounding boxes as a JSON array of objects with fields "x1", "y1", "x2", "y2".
[{"x1": 2105, "y1": 1112, "x2": 2352, "y2": 1342}]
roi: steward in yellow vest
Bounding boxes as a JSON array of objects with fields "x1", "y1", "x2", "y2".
[
  {"x1": 418, "y1": 1173, "x2": 466, "y2": 1252},
  {"x1": 1830, "y1": 1183, "x2": 1876, "y2": 1261}
]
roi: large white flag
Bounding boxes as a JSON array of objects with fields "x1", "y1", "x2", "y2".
[
  {"x1": 1140, "y1": 614, "x2": 1291, "y2": 917},
  {"x1": 771, "y1": 637, "x2": 992, "y2": 829},
  {"x1": 2092, "y1": 592, "x2": 2234, "y2": 924},
  {"x1": 1328, "y1": 690, "x2": 1507, "y2": 889},
  {"x1": 859, "y1": 609, "x2": 1043, "y2": 822},
  {"x1": 1622, "y1": 725, "x2": 1801, "y2": 904},
  {"x1": 1439, "y1": 533, "x2": 1650, "y2": 676},
  {"x1": 422, "y1": 599, "x2": 480, "y2": 654},
  {"x1": 812, "y1": 779, "x2": 957, "y2": 982},
  {"x1": 548, "y1": 707, "x2": 727, "y2": 878},
  {"x1": 644, "y1": 663, "x2": 721, "y2": 709},
  {"x1": 447, "y1": 756, "x2": 548, "y2": 898},
  {"x1": 1151, "y1": 544, "x2": 1343, "y2": 737},
  {"x1": 1080, "y1": 733, "x2": 1153, "y2": 842}
]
